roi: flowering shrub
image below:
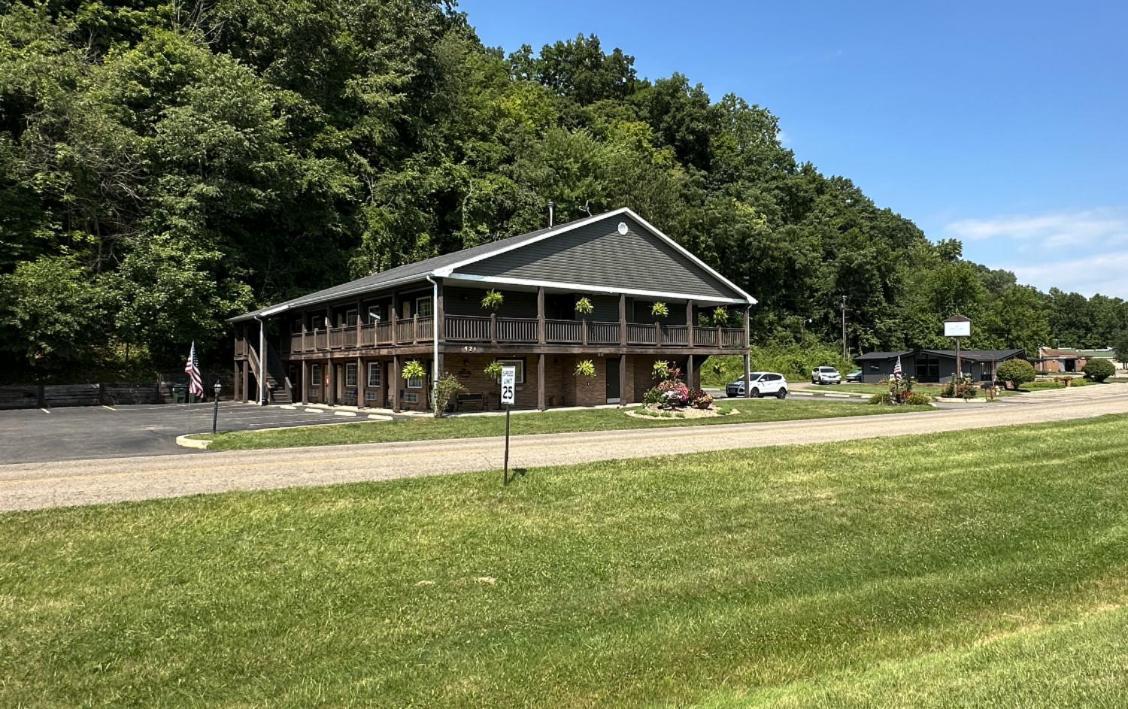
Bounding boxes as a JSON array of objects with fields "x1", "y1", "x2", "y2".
[
  {"x1": 688, "y1": 388, "x2": 713, "y2": 409},
  {"x1": 642, "y1": 387, "x2": 663, "y2": 405},
  {"x1": 657, "y1": 379, "x2": 689, "y2": 406},
  {"x1": 651, "y1": 301, "x2": 669, "y2": 318},
  {"x1": 574, "y1": 297, "x2": 594, "y2": 315}
]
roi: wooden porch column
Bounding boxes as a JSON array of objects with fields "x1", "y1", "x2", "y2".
[
  {"x1": 619, "y1": 294, "x2": 627, "y2": 346},
  {"x1": 620, "y1": 353, "x2": 628, "y2": 404},
  {"x1": 233, "y1": 361, "x2": 239, "y2": 402},
  {"x1": 490, "y1": 312, "x2": 497, "y2": 344},
  {"x1": 357, "y1": 356, "x2": 365, "y2": 408},
  {"x1": 390, "y1": 293, "x2": 398, "y2": 346},
  {"x1": 537, "y1": 286, "x2": 546, "y2": 344},
  {"x1": 435, "y1": 279, "x2": 445, "y2": 340},
  {"x1": 356, "y1": 299, "x2": 363, "y2": 347},
  {"x1": 743, "y1": 353, "x2": 752, "y2": 399},
  {"x1": 241, "y1": 360, "x2": 249, "y2": 402},
  {"x1": 326, "y1": 358, "x2": 336, "y2": 406},
  {"x1": 301, "y1": 360, "x2": 309, "y2": 405},
  {"x1": 743, "y1": 306, "x2": 751, "y2": 349},
  {"x1": 392, "y1": 355, "x2": 401, "y2": 413},
  {"x1": 686, "y1": 300, "x2": 695, "y2": 346},
  {"x1": 537, "y1": 353, "x2": 546, "y2": 411},
  {"x1": 687, "y1": 353, "x2": 695, "y2": 390},
  {"x1": 301, "y1": 316, "x2": 308, "y2": 353}
]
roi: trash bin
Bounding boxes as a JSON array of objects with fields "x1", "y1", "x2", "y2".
[{"x1": 171, "y1": 384, "x2": 187, "y2": 404}]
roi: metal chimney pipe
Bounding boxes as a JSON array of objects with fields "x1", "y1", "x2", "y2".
[{"x1": 548, "y1": 200, "x2": 555, "y2": 228}]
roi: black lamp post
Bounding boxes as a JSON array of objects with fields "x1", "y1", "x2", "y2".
[{"x1": 212, "y1": 380, "x2": 222, "y2": 435}]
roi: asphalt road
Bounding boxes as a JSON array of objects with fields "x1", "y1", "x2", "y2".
[
  {"x1": 0, "y1": 402, "x2": 382, "y2": 464},
  {"x1": 2, "y1": 384, "x2": 1127, "y2": 513}
]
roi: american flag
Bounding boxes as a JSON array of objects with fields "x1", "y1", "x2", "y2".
[
  {"x1": 893, "y1": 355, "x2": 903, "y2": 380},
  {"x1": 185, "y1": 342, "x2": 205, "y2": 399}
]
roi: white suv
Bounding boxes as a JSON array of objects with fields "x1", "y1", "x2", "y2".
[
  {"x1": 727, "y1": 372, "x2": 789, "y2": 399},
  {"x1": 811, "y1": 366, "x2": 842, "y2": 385}
]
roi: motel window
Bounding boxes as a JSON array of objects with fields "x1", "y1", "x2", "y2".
[
  {"x1": 415, "y1": 296, "x2": 433, "y2": 318},
  {"x1": 407, "y1": 364, "x2": 424, "y2": 390},
  {"x1": 367, "y1": 306, "x2": 383, "y2": 324},
  {"x1": 310, "y1": 364, "x2": 321, "y2": 387},
  {"x1": 345, "y1": 309, "x2": 358, "y2": 327},
  {"x1": 345, "y1": 363, "x2": 358, "y2": 387},
  {"x1": 403, "y1": 392, "x2": 419, "y2": 404},
  {"x1": 368, "y1": 362, "x2": 382, "y2": 388},
  {"x1": 498, "y1": 358, "x2": 525, "y2": 385}
]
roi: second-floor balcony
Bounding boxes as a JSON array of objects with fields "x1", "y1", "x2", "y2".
[{"x1": 275, "y1": 314, "x2": 745, "y2": 355}]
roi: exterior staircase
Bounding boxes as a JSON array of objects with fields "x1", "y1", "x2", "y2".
[{"x1": 246, "y1": 343, "x2": 292, "y2": 404}]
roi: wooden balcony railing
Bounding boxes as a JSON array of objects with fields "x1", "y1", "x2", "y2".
[
  {"x1": 275, "y1": 316, "x2": 745, "y2": 353},
  {"x1": 627, "y1": 323, "x2": 657, "y2": 345},
  {"x1": 546, "y1": 319, "x2": 581, "y2": 343},
  {"x1": 588, "y1": 321, "x2": 620, "y2": 344}
]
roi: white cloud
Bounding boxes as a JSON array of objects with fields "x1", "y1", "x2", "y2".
[
  {"x1": 1006, "y1": 252, "x2": 1128, "y2": 298},
  {"x1": 946, "y1": 208, "x2": 1128, "y2": 250}
]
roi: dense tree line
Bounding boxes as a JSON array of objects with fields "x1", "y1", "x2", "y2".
[{"x1": 1, "y1": 0, "x2": 1125, "y2": 382}]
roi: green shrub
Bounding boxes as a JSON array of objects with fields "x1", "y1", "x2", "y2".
[
  {"x1": 869, "y1": 392, "x2": 894, "y2": 405},
  {"x1": 700, "y1": 340, "x2": 854, "y2": 387},
  {"x1": 904, "y1": 392, "x2": 932, "y2": 405},
  {"x1": 941, "y1": 376, "x2": 978, "y2": 399},
  {"x1": 997, "y1": 359, "x2": 1035, "y2": 388},
  {"x1": 1082, "y1": 358, "x2": 1115, "y2": 382},
  {"x1": 642, "y1": 387, "x2": 663, "y2": 405},
  {"x1": 431, "y1": 373, "x2": 465, "y2": 418}
]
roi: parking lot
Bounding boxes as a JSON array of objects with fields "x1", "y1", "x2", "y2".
[{"x1": 0, "y1": 402, "x2": 378, "y2": 464}]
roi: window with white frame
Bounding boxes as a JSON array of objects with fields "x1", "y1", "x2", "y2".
[
  {"x1": 497, "y1": 358, "x2": 525, "y2": 384},
  {"x1": 415, "y1": 296, "x2": 433, "y2": 318},
  {"x1": 367, "y1": 305, "x2": 383, "y2": 324},
  {"x1": 403, "y1": 392, "x2": 419, "y2": 404},
  {"x1": 345, "y1": 362, "x2": 358, "y2": 387},
  {"x1": 310, "y1": 364, "x2": 322, "y2": 387},
  {"x1": 345, "y1": 309, "x2": 358, "y2": 327},
  {"x1": 367, "y1": 362, "x2": 382, "y2": 388},
  {"x1": 407, "y1": 364, "x2": 424, "y2": 389}
]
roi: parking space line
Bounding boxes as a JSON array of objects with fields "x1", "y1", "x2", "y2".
[
  {"x1": 102, "y1": 405, "x2": 116, "y2": 411},
  {"x1": 40, "y1": 408, "x2": 51, "y2": 414}
]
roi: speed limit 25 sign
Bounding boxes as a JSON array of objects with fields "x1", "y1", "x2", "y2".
[{"x1": 500, "y1": 365, "x2": 516, "y2": 405}]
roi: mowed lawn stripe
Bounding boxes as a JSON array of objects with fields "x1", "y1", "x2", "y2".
[
  {"x1": 200, "y1": 398, "x2": 932, "y2": 451},
  {"x1": 1, "y1": 416, "x2": 1126, "y2": 706}
]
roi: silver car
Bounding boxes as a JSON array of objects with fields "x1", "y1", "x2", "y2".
[{"x1": 811, "y1": 366, "x2": 842, "y2": 385}]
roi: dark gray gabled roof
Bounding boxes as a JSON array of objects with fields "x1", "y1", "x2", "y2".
[
  {"x1": 920, "y1": 349, "x2": 1025, "y2": 363},
  {"x1": 855, "y1": 351, "x2": 914, "y2": 361},
  {"x1": 229, "y1": 208, "x2": 757, "y2": 323},
  {"x1": 229, "y1": 220, "x2": 578, "y2": 323}
]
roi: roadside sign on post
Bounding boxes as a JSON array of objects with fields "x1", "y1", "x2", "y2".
[
  {"x1": 944, "y1": 315, "x2": 972, "y2": 381},
  {"x1": 500, "y1": 365, "x2": 516, "y2": 484},
  {"x1": 500, "y1": 366, "x2": 516, "y2": 406}
]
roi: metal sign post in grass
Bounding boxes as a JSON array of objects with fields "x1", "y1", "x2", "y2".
[
  {"x1": 944, "y1": 315, "x2": 972, "y2": 381},
  {"x1": 500, "y1": 365, "x2": 516, "y2": 485}
]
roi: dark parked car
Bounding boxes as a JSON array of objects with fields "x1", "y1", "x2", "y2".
[{"x1": 846, "y1": 369, "x2": 863, "y2": 383}]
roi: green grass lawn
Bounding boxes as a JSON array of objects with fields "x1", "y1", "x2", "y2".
[
  {"x1": 202, "y1": 399, "x2": 932, "y2": 451},
  {"x1": 3, "y1": 417, "x2": 1127, "y2": 705}
]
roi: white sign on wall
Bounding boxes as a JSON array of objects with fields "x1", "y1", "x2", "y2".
[
  {"x1": 500, "y1": 366, "x2": 516, "y2": 406},
  {"x1": 944, "y1": 320, "x2": 971, "y2": 338}
]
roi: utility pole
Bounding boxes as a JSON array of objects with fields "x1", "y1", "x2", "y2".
[{"x1": 840, "y1": 295, "x2": 848, "y2": 360}]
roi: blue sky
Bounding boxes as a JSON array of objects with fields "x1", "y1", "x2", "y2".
[{"x1": 459, "y1": 1, "x2": 1128, "y2": 297}]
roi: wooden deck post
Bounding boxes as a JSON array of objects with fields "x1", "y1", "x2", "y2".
[
  {"x1": 357, "y1": 356, "x2": 365, "y2": 408},
  {"x1": 326, "y1": 359, "x2": 336, "y2": 405},
  {"x1": 301, "y1": 316, "x2": 307, "y2": 353},
  {"x1": 743, "y1": 353, "x2": 752, "y2": 399},
  {"x1": 620, "y1": 353, "x2": 628, "y2": 404},
  {"x1": 743, "y1": 305, "x2": 751, "y2": 349},
  {"x1": 413, "y1": 314, "x2": 418, "y2": 344},
  {"x1": 390, "y1": 293, "x2": 398, "y2": 346},
  {"x1": 392, "y1": 355, "x2": 401, "y2": 413},
  {"x1": 537, "y1": 353, "x2": 546, "y2": 411},
  {"x1": 241, "y1": 360, "x2": 249, "y2": 402},
  {"x1": 655, "y1": 319, "x2": 662, "y2": 346},
  {"x1": 619, "y1": 294, "x2": 627, "y2": 346},
  {"x1": 537, "y1": 286, "x2": 546, "y2": 345},
  {"x1": 301, "y1": 360, "x2": 309, "y2": 404},
  {"x1": 687, "y1": 353, "x2": 695, "y2": 390},
  {"x1": 686, "y1": 300, "x2": 694, "y2": 346},
  {"x1": 490, "y1": 312, "x2": 497, "y2": 344},
  {"x1": 435, "y1": 279, "x2": 445, "y2": 341},
  {"x1": 356, "y1": 299, "x2": 362, "y2": 348}
]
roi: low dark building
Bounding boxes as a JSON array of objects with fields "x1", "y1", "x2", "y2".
[{"x1": 855, "y1": 348, "x2": 1025, "y2": 384}]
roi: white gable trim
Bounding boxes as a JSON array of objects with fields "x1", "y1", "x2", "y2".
[
  {"x1": 444, "y1": 274, "x2": 748, "y2": 305},
  {"x1": 433, "y1": 208, "x2": 757, "y2": 305}
]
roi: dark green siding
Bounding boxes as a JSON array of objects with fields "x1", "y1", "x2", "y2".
[{"x1": 454, "y1": 216, "x2": 743, "y2": 302}]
